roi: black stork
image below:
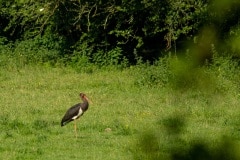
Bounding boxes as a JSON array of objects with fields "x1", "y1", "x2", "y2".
[{"x1": 61, "y1": 93, "x2": 90, "y2": 137}]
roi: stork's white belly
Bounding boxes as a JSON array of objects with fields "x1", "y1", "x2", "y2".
[{"x1": 72, "y1": 108, "x2": 83, "y2": 120}]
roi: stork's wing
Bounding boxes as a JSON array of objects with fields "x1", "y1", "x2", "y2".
[{"x1": 61, "y1": 103, "x2": 81, "y2": 126}]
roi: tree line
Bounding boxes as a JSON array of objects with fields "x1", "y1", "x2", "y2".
[{"x1": 0, "y1": 0, "x2": 240, "y2": 65}]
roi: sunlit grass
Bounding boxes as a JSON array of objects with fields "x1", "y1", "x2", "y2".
[{"x1": 0, "y1": 62, "x2": 240, "y2": 159}]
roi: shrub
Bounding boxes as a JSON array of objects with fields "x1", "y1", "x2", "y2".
[
  {"x1": 133, "y1": 57, "x2": 171, "y2": 88},
  {"x1": 92, "y1": 47, "x2": 124, "y2": 66}
]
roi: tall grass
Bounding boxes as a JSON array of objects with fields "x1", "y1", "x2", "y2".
[{"x1": 0, "y1": 54, "x2": 240, "y2": 159}]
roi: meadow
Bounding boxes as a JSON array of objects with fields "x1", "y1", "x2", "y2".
[{"x1": 1, "y1": 56, "x2": 240, "y2": 160}]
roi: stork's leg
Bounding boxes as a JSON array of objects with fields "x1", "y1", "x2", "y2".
[{"x1": 74, "y1": 120, "x2": 78, "y2": 138}]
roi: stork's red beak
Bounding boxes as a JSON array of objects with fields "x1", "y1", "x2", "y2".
[{"x1": 84, "y1": 96, "x2": 93, "y2": 104}]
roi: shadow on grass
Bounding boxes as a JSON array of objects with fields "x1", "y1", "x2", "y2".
[
  {"x1": 171, "y1": 139, "x2": 239, "y2": 160},
  {"x1": 133, "y1": 116, "x2": 240, "y2": 160}
]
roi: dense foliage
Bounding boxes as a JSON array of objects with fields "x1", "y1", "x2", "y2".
[{"x1": 0, "y1": 0, "x2": 240, "y2": 66}]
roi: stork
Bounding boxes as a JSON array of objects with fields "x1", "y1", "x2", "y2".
[{"x1": 61, "y1": 93, "x2": 90, "y2": 137}]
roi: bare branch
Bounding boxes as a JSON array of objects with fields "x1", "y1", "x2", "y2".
[{"x1": 39, "y1": 1, "x2": 59, "y2": 34}]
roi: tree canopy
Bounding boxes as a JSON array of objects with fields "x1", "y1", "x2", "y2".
[{"x1": 0, "y1": 0, "x2": 240, "y2": 65}]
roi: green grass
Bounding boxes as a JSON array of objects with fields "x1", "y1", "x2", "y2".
[{"x1": 0, "y1": 61, "x2": 240, "y2": 160}]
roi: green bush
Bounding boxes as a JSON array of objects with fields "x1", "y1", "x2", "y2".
[
  {"x1": 133, "y1": 57, "x2": 170, "y2": 88},
  {"x1": 210, "y1": 55, "x2": 240, "y2": 94},
  {"x1": 92, "y1": 47, "x2": 125, "y2": 66}
]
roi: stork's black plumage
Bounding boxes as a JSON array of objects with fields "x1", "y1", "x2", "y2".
[{"x1": 61, "y1": 93, "x2": 89, "y2": 135}]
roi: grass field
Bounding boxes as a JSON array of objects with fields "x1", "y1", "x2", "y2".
[{"x1": 1, "y1": 61, "x2": 240, "y2": 159}]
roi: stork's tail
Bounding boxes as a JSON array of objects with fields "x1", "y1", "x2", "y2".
[
  {"x1": 61, "y1": 120, "x2": 65, "y2": 127},
  {"x1": 61, "y1": 119, "x2": 71, "y2": 126}
]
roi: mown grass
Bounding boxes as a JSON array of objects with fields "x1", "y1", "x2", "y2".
[{"x1": 1, "y1": 57, "x2": 240, "y2": 159}]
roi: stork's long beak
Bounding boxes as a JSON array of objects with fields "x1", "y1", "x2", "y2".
[{"x1": 85, "y1": 96, "x2": 93, "y2": 104}]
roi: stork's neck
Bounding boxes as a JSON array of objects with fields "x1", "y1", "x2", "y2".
[
  {"x1": 82, "y1": 97, "x2": 89, "y2": 103},
  {"x1": 81, "y1": 98, "x2": 89, "y2": 111}
]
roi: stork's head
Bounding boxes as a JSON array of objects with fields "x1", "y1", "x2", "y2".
[
  {"x1": 80, "y1": 93, "x2": 86, "y2": 99},
  {"x1": 80, "y1": 93, "x2": 90, "y2": 103}
]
